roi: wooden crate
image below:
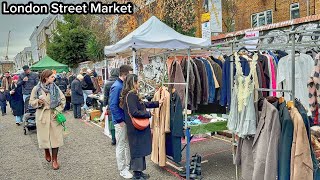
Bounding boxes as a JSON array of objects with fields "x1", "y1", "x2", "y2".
[{"x1": 90, "y1": 110, "x2": 101, "y2": 121}]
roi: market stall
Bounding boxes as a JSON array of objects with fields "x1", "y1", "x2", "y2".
[
  {"x1": 30, "y1": 56, "x2": 69, "y2": 73},
  {"x1": 104, "y1": 15, "x2": 211, "y2": 180}
]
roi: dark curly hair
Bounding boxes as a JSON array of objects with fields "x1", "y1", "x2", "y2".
[{"x1": 119, "y1": 74, "x2": 139, "y2": 108}]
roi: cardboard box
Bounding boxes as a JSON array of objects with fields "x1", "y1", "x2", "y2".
[{"x1": 90, "y1": 110, "x2": 101, "y2": 121}]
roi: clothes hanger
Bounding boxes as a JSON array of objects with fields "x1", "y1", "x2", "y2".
[
  {"x1": 279, "y1": 96, "x2": 285, "y2": 104},
  {"x1": 287, "y1": 100, "x2": 294, "y2": 109}
]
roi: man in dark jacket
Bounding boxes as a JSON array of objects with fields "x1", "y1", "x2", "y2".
[
  {"x1": 82, "y1": 69, "x2": 95, "y2": 110},
  {"x1": 109, "y1": 65, "x2": 133, "y2": 179},
  {"x1": 55, "y1": 74, "x2": 68, "y2": 93},
  {"x1": 71, "y1": 74, "x2": 84, "y2": 119},
  {"x1": 18, "y1": 65, "x2": 39, "y2": 103},
  {"x1": 104, "y1": 68, "x2": 119, "y2": 145}
]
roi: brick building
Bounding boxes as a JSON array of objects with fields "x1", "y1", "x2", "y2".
[{"x1": 230, "y1": 0, "x2": 320, "y2": 32}]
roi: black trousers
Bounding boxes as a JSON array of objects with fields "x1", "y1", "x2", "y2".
[
  {"x1": 130, "y1": 157, "x2": 146, "y2": 171},
  {"x1": 73, "y1": 104, "x2": 81, "y2": 118},
  {"x1": 1, "y1": 104, "x2": 6, "y2": 114}
]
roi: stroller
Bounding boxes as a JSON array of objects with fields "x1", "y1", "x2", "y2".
[{"x1": 23, "y1": 96, "x2": 37, "y2": 135}]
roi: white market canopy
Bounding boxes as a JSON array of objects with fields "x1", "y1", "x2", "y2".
[{"x1": 104, "y1": 16, "x2": 211, "y2": 57}]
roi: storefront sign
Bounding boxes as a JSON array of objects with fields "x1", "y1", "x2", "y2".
[
  {"x1": 201, "y1": 13, "x2": 210, "y2": 23},
  {"x1": 209, "y1": 0, "x2": 222, "y2": 33},
  {"x1": 202, "y1": 22, "x2": 211, "y2": 41},
  {"x1": 244, "y1": 31, "x2": 259, "y2": 50}
]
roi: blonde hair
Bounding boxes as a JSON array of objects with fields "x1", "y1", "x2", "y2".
[{"x1": 77, "y1": 74, "x2": 84, "y2": 80}]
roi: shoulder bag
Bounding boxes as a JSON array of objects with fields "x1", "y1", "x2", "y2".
[{"x1": 126, "y1": 94, "x2": 150, "y2": 130}]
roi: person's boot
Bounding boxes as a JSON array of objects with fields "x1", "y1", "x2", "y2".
[
  {"x1": 52, "y1": 148, "x2": 59, "y2": 170},
  {"x1": 45, "y1": 149, "x2": 51, "y2": 162}
]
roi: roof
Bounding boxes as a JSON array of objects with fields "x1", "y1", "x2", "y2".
[
  {"x1": 31, "y1": 56, "x2": 68, "y2": 73},
  {"x1": 104, "y1": 16, "x2": 211, "y2": 56},
  {"x1": 212, "y1": 14, "x2": 320, "y2": 41}
]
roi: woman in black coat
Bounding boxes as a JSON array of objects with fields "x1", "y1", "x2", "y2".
[
  {"x1": 120, "y1": 74, "x2": 164, "y2": 180},
  {"x1": 71, "y1": 74, "x2": 84, "y2": 119},
  {"x1": 9, "y1": 75, "x2": 24, "y2": 125}
]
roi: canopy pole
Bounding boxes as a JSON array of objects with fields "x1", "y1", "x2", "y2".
[
  {"x1": 185, "y1": 48, "x2": 191, "y2": 180},
  {"x1": 132, "y1": 48, "x2": 137, "y2": 74},
  {"x1": 104, "y1": 58, "x2": 108, "y2": 84}
]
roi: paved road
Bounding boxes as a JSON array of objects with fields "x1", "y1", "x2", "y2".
[{"x1": 0, "y1": 108, "x2": 235, "y2": 180}]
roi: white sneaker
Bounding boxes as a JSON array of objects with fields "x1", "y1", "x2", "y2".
[{"x1": 120, "y1": 169, "x2": 133, "y2": 179}]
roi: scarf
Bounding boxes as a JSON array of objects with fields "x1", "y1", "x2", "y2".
[{"x1": 36, "y1": 83, "x2": 61, "y2": 109}]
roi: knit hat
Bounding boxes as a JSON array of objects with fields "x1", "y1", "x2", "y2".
[{"x1": 12, "y1": 75, "x2": 19, "y2": 81}]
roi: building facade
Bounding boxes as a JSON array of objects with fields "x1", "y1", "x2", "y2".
[
  {"x1": 14, "y1": 47, "x2": 32, "y2": 71},
  {"x1": 229, "y1": 0, "x2": 320, "y2": 32}
]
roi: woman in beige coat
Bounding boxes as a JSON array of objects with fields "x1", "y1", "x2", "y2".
[{"x1": 30, "y1": 69, "x2": 66, "y2": 170}]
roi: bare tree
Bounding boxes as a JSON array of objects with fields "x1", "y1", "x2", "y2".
[{"x1": 222, "y1": 0, "x2": 238, "y2": 32}]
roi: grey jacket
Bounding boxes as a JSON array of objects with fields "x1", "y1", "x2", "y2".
[
  {"x1": 18, "y1": 72, "x2": 39, "y2": 95},
  {"x1": 236, "y1": 99, "x2": 281, "y2": 180}
]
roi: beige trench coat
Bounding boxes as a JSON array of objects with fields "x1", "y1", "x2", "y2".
[
  {"x1": 30, "y1": 86, "x2": 66, "y2": 149},
  {"x1": 151, "y1": 87, "x2": 170, "y2": 167}
]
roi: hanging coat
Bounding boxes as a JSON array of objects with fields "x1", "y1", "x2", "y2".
[
  {"x1": 29, "y1": 85, "x2": 66, "y2": 149},
  {"x1": 194, "y1": 59, "x2": 209, "y2": 104},
  {"x1": 191, "y1": 60, "x2": 202, "y2": 109},
  {"x1": 151, "y1": 87, "x2": 171, "y2": 167},
  {"x1": 290, "y1": 107, "x2": 313, "y2": 180},
  {"x1": 166, "y1": 91, "x2": 184, "y2": 163},
  {"x1": 169, "y1": 60, "x2": 185, "y2": 108},
  {"x1": 181, "y1": 59, "x2": 195, "y2": 110},
  {"x1": 9, "y1": 83, "x2": 24, "y2": 116}
]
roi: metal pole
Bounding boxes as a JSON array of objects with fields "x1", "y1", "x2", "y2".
[
  {"x1": 230, "y1": 39, "x2": 239, "y2": 180},
  {"x1": 132, "y1": 49, "x2": 137, "y2": 74},
  {"x1": 185, "y1": 49, "x2": 191, "y2": 180},
  {"x1": 291, "y1": 33, "x2": 296, "y2": 102},
  {"x1": 104, "y1": 58, "x2": 108, "y2": 84}
]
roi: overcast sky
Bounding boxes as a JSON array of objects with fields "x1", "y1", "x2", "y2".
[{"x1": 0, "y1": 0, "x2": 55, "y2": 60}]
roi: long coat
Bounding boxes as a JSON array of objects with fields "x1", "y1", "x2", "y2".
[
  {"x1": 151, "y1": 87, "x2": 171, "y2": 167},
  {"x1": 123, "y1": 92, "x2": 159, "y2": 159},
  {"x1": 29, "y1": 85, "x2": 66, "y2": 149},
  {"x1": 9, "y1": 83, "x2": 24, "y2": 116},
  {"x1": 236, "y1": 99, "x2": 281, "y2": 180},
  {"x1": 71, "y1": 78, "x2": 84, "y2": 105}
]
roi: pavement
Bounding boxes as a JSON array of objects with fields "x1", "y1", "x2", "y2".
[{"x1": 0, "y1": 107, "x2": 236, "y2": 180}]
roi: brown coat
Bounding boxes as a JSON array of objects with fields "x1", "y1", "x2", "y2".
[
  {"x1": 29, "y1": 86, "x2": 66, "y2": 149},
  {"x1": 151, "y1": 87, "x2": 170, "y2": 167},
  {"x1": 193, "y1": 59, "x2": 209, "y2": 104},
  {"x1": 191, "y1": 60, "x2": 202, "y2": 108},
  {"x1": 169, "y1": 60, "x2": 185, "y2": 108},
  {"x1": 2, "y1": 76, "x2": 12, "y2": 91},
  {"x1": 290, "y1": 107, "x2": 313, "y2": 180},
  {"x1": 181, "y1": 59, "x2": 196, "y2": 110}
]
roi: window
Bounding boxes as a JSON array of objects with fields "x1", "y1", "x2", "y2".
[
  {"x1": 251, "y1": 10, "x2": 273, "y2": 27},
  {"x1": 290, "y1": 3, "x2": 300, "y2": 19}
]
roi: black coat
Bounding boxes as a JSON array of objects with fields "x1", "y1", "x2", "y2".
[
  {"x1": 123, "y1": 92, "x2": 159, "y2": 158},
  {"x1": 71, "y1": 78, "x2": 84, "y2": 105},
  {"x1": 166, "y1": 92, "x2": 184, "y2": 163},
  {"x1": 9, "y1": 84, "x2": 24, "y2": 116}
]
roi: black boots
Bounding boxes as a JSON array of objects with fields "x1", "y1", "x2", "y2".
[
  {"x1": 179, "y1": 154, "x2": 202, "y2": 179},
  {"x1": 132, "y1": 171, "x2": 150, "y2": 180}
]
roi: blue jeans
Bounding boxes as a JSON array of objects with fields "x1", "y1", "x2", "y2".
[
  {"x1": 23, "y1": 94, "x2": 30, "y2": 103},
  {"x1": 82, "y1": 90, "x2": 92, "y2": 110},
  {"x1": 15, "y1": 116, "x2": 23, "y2": 123}
]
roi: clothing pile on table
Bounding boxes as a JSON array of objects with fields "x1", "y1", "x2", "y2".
[{"x1": 187, "y1": 114, "x2": 227, "y2": 126}]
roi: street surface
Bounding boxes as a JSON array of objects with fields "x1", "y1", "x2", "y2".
[{"x1": 0, "y1": 107, "x2": 235, "y2": 180}]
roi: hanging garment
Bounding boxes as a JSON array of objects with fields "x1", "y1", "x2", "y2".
[
  {"x1": 277, "y1": 53, "x2": 314, "y2": 114},
  {"x1": 181, "y1": 59, "x2": 196, "y2": 110},
  {"x1": 200, "y1": 58, "x2": 215, "y2": 103},
  {"x1": 265, "y1": 54, "x2": 277, "y2": 96},
  {"x1": 295, "y1": 99, "x2": 320, "y2": 179},
  {"x1": 235, "y1": 99, "x2": 281, "y2": 180},
  {"x1": 290, "y1": 107, "x2": 313, "y2": 180},
  {"x1": 169, "y1": 60, "x2": 185, "y2": 108},
  {"x1": 208, "y1": 58, "x2": 223, "y2": 101},
  {"x1": 255, "y1": 62, "x2": 263, "y2": 99},
  {"x1": 228, "y1": 53, "x2": 257, "y2": 137},
  {"x1": 191, "y1": 60, "x2": 202, "y2": 110},
  {"x1": 258, "y1": 54, "x2": 270, "y2": 89},
  {"x1": 194, "y1": 59, "x2": 209, "y2": 104},
  {"x1": 308, "y1": 53, "x2": 320, "y2": 125},
  {"x1": 220, "y1": 55, "x2": 250, "y2": 106},
  {"x1": 151, "y1": 87, "x2": 171, "y2": 167},
  {"x1": 165, "y1": 91, "x2": 184, "y2": 163},
  {"x1": 277, "y1": 102, "x2": 294, "y2": 180}
]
